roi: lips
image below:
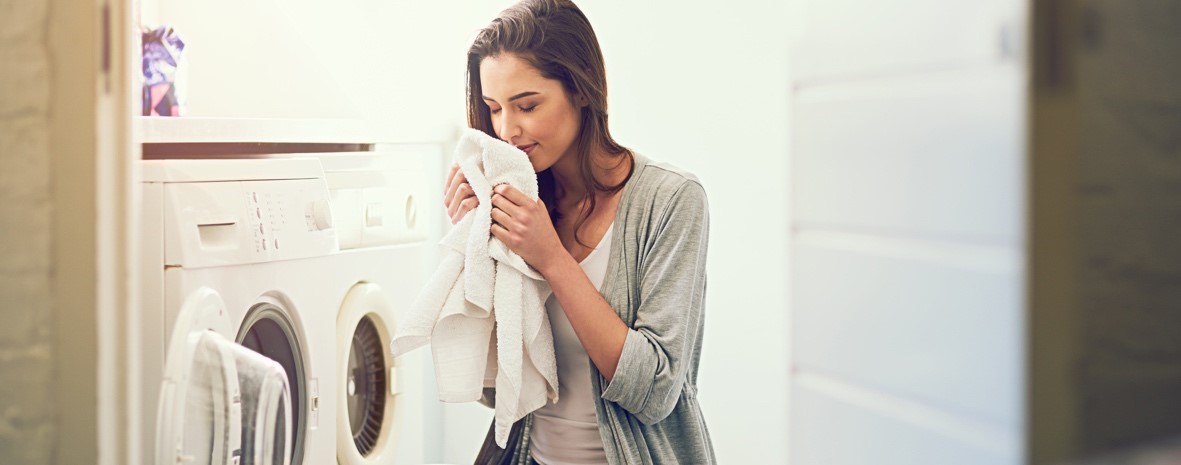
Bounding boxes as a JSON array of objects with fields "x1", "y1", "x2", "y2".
[{"x1": 516, "y1": 143, "x2": 537, "y2": 154}]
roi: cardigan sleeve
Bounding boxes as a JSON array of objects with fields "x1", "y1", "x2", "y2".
[{"x1": 600, "y1": 179, "x2": 709, "y2": 424}]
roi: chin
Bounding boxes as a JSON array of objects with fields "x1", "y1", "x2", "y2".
[{"x1": 529, "y1": 156, "x2": 555, "y2": 174}]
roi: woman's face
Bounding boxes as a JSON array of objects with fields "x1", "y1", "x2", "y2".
[{"x1": 480, "y1": 53, "x2": 583, "y2": 173}]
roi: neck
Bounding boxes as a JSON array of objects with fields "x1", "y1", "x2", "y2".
[{"x1": 550, "y1": 145, "x2": 629, "y2": 207}]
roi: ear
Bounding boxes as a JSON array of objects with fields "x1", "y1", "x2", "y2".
[{"x1": 574, "y1": 94, "x2": 590, "y2": 108}]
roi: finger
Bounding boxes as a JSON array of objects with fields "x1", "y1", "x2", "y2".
[
  {"x1": 444, "y1": 164, "x2": 459, "y2": 194},
  {"x1": 443, "y1": 164, "x2": 461, "y2": 202},
  {"x1": 448, "y1": 195, "x2": 477, "y2": 225},
  {"x1": 447, "y1": 182, "x2": 473, "y2": 207},
  {"x1": 490, "y1": 223, "x2": 512, "y2": 244},
  {"x1": 448, "y1": 164, "x2": 465, "y2": 188},
  {"x1": 456, "y1": 197, "x2": 478, "y2": 222},
  {"x1": 490, "y1": 207, "x2": 516, "y2": 230},
  {"x1": 447, "y1": 190, "x2": 467, "y2": 220},
  {"x1": 444, "y1": 166, "x2": 468, "y2": 204},
  {"x1": 444, "y1": 178, "x2": 461, "y2": 206},
  {"x1": 447, "y1": 199, "x2": 459, "y2": 223},
  {"x1": 492, "y1": 184, "x2": 533, "y2": 206},
  {"x1": 491, "y1": 192, "x2": 524, "y2": 218}
]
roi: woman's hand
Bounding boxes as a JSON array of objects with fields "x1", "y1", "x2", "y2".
[
  {"x1": 490, "y1": 184, "x2": 565, "y2": 273},
  {"x1": 443, "y1": 164, "x2": 478, "y2": 224}
]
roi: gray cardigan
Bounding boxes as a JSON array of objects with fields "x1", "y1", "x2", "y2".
[{"x1": 493, "y1": 153, "x2": 716, "y2": 465}]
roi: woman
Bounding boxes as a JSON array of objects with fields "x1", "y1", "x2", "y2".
[{"x1": 443, "y1": 1, "x2": 715, "y2": 463}]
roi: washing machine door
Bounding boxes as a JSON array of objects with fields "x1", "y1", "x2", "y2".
[
  {"x1": 157, "y1": 287, "x2": 243, "y2": 465},
  {"x1": 337, "y1": 282, "x2": 400, "y2": 465}
]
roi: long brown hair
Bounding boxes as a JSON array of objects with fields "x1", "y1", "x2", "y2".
[{"x1": 466, "y1": 0, "x2": 633, "y2": 247}]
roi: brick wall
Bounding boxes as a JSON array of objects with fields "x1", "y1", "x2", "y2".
[
  {"x1": 0, "y1": 0, "x2": 57, "y2": 461},
  {"x1": 1071, "y1": 0, "x2": 1181, "y2": 454}
]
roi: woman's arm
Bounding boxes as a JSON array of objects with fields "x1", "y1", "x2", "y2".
[
  {"x1": 596, "y1": 180, "x2": 709, "y2": 424},
  {"x1": 536, "y1": 251, "x2": 629, "y2": 381}
]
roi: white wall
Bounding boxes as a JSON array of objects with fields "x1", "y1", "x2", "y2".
[
  {"x1": 787, "y1": 0, "x2": 1028, "y2": 463},
  {"x1": 143, "y1": 0, "x2": 475, "y2": 136}
]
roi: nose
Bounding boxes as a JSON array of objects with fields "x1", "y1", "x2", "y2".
[{"x1": 496, "y1": 111, "x2": 521, "y2": 144}]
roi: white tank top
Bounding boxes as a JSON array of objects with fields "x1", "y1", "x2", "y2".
[{"x1": 529, "y1": 223, "x2": 613, "y2": 465}]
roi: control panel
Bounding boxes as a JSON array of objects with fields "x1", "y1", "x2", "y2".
[{"x1": 163, "y1": 177, "x2": 338, "y2": 268}]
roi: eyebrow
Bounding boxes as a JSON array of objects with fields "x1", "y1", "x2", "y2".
[{"x1": 482, "y1": 91, "x2": 540, "y2": 103}]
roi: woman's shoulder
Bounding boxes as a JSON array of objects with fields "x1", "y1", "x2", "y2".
[
  {"x1": 629, "y1": 153, "x2": 705, "y2": 193},
  {"x1": 623, "y1": 153, "x2": 708, "y2": 214}
]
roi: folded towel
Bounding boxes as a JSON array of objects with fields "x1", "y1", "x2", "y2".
[
  {"x1": 229, "y1": 343, "x2": 293, "y2": 465},
  {"x1": 391, "y1": 128, "x2": 558, "y2": 447}
]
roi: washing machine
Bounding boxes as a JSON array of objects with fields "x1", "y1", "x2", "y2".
[
  {"x1": 302, "y1": 147, "x2": 438, "y2": 465},
  {"x1": 141, "y1": 158, "x2": 342, "y2": 465}
]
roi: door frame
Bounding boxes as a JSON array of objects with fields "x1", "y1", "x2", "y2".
[{"x1": 49, "y1": 0, "x2": 139, "y2": 462}]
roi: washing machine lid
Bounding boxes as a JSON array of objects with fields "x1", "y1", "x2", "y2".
[
  {"x1": 157, "y1": 287, "x2": 242, "y2": 465},
  {"x1": 142, "y1": 158, "x2": 324, "y2": 183},
  {"x1": 314, "y1": 149, "x2": 429, "y2": 174}
]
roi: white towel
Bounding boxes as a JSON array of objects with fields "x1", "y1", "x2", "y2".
[
  {"x1": 391, "y1": 128, "x2": 558, "y2": 447},
  {"x1": 229, "y1": 342, "x2": 293, "y2": 465}
]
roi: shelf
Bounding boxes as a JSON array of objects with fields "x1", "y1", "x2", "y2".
[{"x1": 136, "y1": 117, "x2": 454, "y2": 145}]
